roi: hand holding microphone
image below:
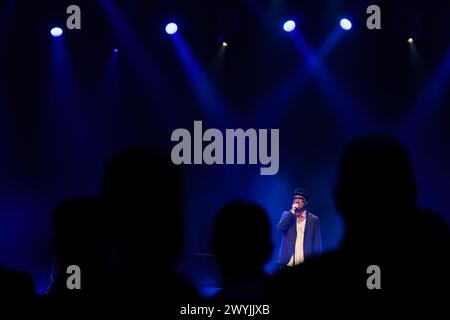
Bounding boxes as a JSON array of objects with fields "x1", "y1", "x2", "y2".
[{"x1": 290, "y1": 203, "x2": 300, "y2": 214}]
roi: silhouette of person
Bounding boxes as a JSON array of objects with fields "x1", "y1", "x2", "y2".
[
  {"x1": 43, "y1": 196, "x2": 111, "y2": 315},
  {"x1": 271, "y1": 135, "x2": 450, "y2": 317},
  {"x1": 0, "y1": 266, "x2": 36, "y2": 314},
  {"x1": 102, "y1": 149, "x2": 200, "y2": 317},
  {"x1": 211, "y1": 201, "x2": 273, "y2": 303}
]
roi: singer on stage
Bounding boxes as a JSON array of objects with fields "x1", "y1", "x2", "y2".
[{"x1": 277, "y1": 188, "x2": 322, "y2": 267}]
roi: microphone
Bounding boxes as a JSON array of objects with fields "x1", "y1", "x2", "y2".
[{"x1": 294, "y1": 206, "x2": 304, "y2": 220}]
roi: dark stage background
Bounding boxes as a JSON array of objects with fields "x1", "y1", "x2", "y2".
[{"x1": 1, "y1": 0, "x2": 450, "y2": 293}]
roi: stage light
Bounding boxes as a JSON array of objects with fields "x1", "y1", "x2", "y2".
[
  {"x1": 50, "y1": 27, "x2": 63, "y2": 37},
  {"x1": 340, "y1": 18, "x2": 352, "y2": 30},
  {"x1": 283, "y1": 20, "x2": 296, "y2": 32},
  {"x1": 165, "y1": 23, "x2": 178, "y2": 35},
  {"x1": 114, "y1": 48, "x2": 119, "y2": 53},
  {"x1": 407, "y1": 38, "x2": 414, "y2": 44},
  {"x1": 222, "y1": 42, "x2": 228, "y2": 47}
]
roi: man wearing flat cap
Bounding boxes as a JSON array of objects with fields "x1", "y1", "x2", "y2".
[{"x1": 277, "y1": 188, "x2": 322, "y2": 267}]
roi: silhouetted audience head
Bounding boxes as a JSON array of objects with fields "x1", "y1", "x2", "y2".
[
  {"x1": 0, "y1": 266, "x2": 35, "y2": 304},
  {"x1": 101, "y1": 149, "x2": 200, "y2": 317},
  {"x1": 102, "y1": 149, "x2": 183, "y2": 273},
  {"x1": 49, "y1": 196, "x2": 111, "y2": 297},
  {"x1": 211, "y1": 201, "x2": 273, "y2": 303},
  {"x1": 212, "y1": 202, "x2": 273, "y2": 275},
  {"x1": 335, "y1": 135, "x2": 417, "y2": 233},
  {"x1": 52, "y1": 197, "x2": 109, "y2": 266}
]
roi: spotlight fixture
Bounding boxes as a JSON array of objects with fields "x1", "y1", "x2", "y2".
[
  {"x1": 283, "y1": 20, "x2": 296, "y2": 33},
  {"x1": 339, "y1": 18, "x2": 352, "y2": 30},
  {"x1": 50, "y1": 27, "x2": 63, "y2": 37},
  {"x1": 165, "y1": 23, "x2": 178, "y2": 35}
]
